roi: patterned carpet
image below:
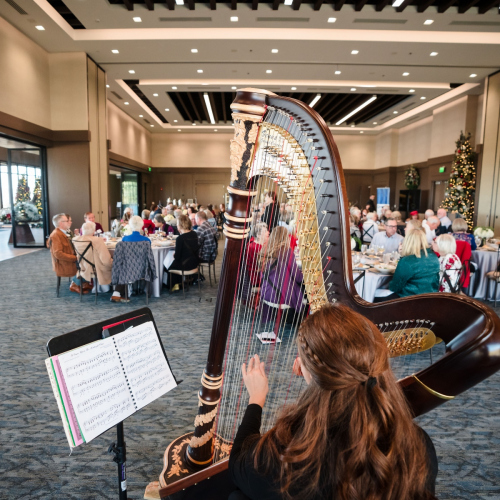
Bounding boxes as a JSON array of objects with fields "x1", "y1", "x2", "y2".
[{"x1": 0, "y1": 249, "x2": 499, "y2": 500}]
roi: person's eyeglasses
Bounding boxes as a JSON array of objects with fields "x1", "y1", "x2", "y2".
[{"x1": 386, "y1": 225, "x2": 397, "y2": 228}]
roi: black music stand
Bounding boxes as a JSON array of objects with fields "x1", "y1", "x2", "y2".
[{"x1": 46, "y1": 307, "x2": 179, "y2": 500}]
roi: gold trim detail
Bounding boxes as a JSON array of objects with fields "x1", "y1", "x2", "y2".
[
  {"x1": 203, "y1": 371, "x2": 223, "y2": 381},
  {"x1": 189, "y1": 425, "x2": 215, "y2": 448},
  {"x1": 224, "y1": 230, "x2": 246, "y2": 240},
  {"x1": 166, "y1": 437, "x2": 191, "y2": 478},
  {"x1": 229, "y1": 103, "x2": 267, "y2": 115},
  {"x1": 412, "y1": 374, "x2": 455, "y2": 400},
  {"x1": 198, "y1": 394, "x2": 221, "y2": 405},
  {"x1": 194, "y1": 407, "x2": 218, "y2": 427},
  {"x1": 223, "y1": 224, "x2": 251, "y2": 234},
  {"x1": 230, "y1": 112, "x2": 261, "y2": 184},
  {"x1": 224, "y1": 213, "x2": 251, "y2": 223},
  {"x1": 186, "y1": 451, "x2": 214, "y2": 466},
  {"x1": 226, "y1": 185, "x2": 258, "y2": 197},
  {"x1": 201, "y1": 376, "x2": 223, "y2": 389}
]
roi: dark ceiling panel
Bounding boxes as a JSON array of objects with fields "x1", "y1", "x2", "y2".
[
  {"x1": 46, "y1": 0, "x2": 85, "y2": 28},
  {"x1": 124, "y1": 80, "x2": 169, "y2": 123}
]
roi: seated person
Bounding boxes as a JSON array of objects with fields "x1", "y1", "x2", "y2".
[
  {"x1": 141, "y1": 209, "x2": 155, "y2": 235},
  {"x1": 166, "y1": 215, "x2": 199, "y2": 291},
  {"x1": 187, "y1": 206, "x2": 198, "y2": 228},
  {"x1": 153, "y1": 214, "x2": 166, "y2": 233},
  {"x1": 111, "y1": 215, "x2": 151, "y2": 302},
  {"x1": 73, "y1": 222, "x2": 113, "y2": 288},
  {"x1": 451, "y1": 217, "x2": 476, "y2": 250},
  {"x1": 47, "y1": 213, "x2": 83, "y2": 294},
  {"x1": 432, "y1": 234, "x2": 462, "y2": 293},
  {"x1": 229, "y1": 304, "x2": 437, "y2": 500},
  {"x1": 422, "y1": 216, "x2": 446, "y2": 244},
  {"x1": 375, "y1": 229, "x2": 439, "y2": 302},
  {"x1": 370, "y1": 217, "x2": 403, "y2": 254},
  {"x1": 437, "y1": 208, "x2": 452, "y2": 231},
  {"x1": 391, "y1": 210, "x2": 406, "y2": 236},
  {"x1": 246, "y1": 223, "x2": 269, "y2": 287},
  {"x1": 195, "y1": 211, "x2": 220, "y2": 263},
  {"x1": 81, "y1": 212, "x2": 103, "y2": 235},
  {"x1": 361, "y1": 212, "x2": 379, "y2": 244},
  {"x1": 260, "y1": 226, "x2": 305, "y2": 321}
]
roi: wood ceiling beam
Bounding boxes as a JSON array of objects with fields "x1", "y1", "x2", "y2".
[
  {"x1": 165, "y1": 0, "x2": 175, "y2": 9},
  {"x1": 438, "y1": 0, "x2": 456, "y2": 13},
  {"x1": 293, "y1": 0, "x2": 302, "y2": 10},
  {"x1": 314, "y1": 95, "x2": 332, "y2": 115},
  {"x1": 122, "y1": 0, "x2": 134, "y2": 11},
  {"x1": 313, "y1": 0, "x2": 324, "y2": 9},
  {"x1": 174, "y1": 92, "x2": 194, "y2": 123},
  {"x1": 272, "y1": 0, "x2": 281, "y2": 10},
  {"x1": 144, "y1": 0, "x2": 154, "y2": 10},
  {"x1": 334, "y1": 0, "x2": 346, "y2": 10},
  {"x1": 396, "y1": 0, "x2": 413, "y2": 12},
  {"x1": 478, "y1": 0, "x2": 500, "y2": 12},
  {"x1": 322, "y1": 94, "x2": 350, "y2": 122},
  {"x1": 210, "y1": 0, "x2": 217, "y2": 9},
  {"x1": 328, "y1": 95, "x2": 366, "y2": 124},
  {"x1": 231, "y1": 0, "x2": 237, "y2": 9},
  {"x1": 252, "y1": 0, "x2": 259, "y2": 9},
  {"x1": 221, "y1": 93, "x2": 228, "y2": 122},
  {"x1": 188, "y1": 93, "x2": 202, "y2": 122},
  {"x1": 355, "y1": 0, "x2": 369, "y2": 11},
  {"x1": 186, "y1": 0, "x2": 195, "y2": 9},
  {"x1": 375, "y1": 0, "x2": 392, "y2": 10},
  {"x1": 458, "y1": 0, "x2": 480, "y2": 11},
  {"x1": 417, "y1": 0, "x2": 434, "y2": 11},
  {"x1": 354, "y1": 96, "x2": 390, "y2": 123}
]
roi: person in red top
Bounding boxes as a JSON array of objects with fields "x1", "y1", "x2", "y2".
[
  {"x1": 246, "y1": 223, "x2": 269, "y2": 286},
  {"x1": 81, "y1": 212, "x2": 103, "y2": 234},
  {"x1": 141, "y1": 209, "x2": 155, "y2": 235}
]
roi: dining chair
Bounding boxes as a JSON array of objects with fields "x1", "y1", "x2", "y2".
[
  {"x1": 168, "y1": 266, "x2": 201, "y2": 299},
  {"x1": 71, "y1": 240, "x2": 98, "y2": 304}
]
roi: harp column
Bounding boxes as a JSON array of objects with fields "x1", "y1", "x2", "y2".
[{"x1": 185, "y1": 89, "x2": 270, "y2": 467}]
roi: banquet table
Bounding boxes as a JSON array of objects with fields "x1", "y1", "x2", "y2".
[
  {"x1": 468, "y1": 248, "x2": 500, "y2": 301},
  {"x1": 107, "y1": 243, "x2": 175, "y2": 298},
  {"x1": 353, "y1": 269, "x2": 393, "y2": 302}
]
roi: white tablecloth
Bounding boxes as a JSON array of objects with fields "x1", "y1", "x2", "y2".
[
  {"x1": 354, "y1": 270, "x2": 393, "y2": 302},
  {"x1": 468, "y1": 248, "x2": 500, "y2": 301}
]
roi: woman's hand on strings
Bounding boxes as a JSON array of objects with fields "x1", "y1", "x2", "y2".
[{"x1": 242, "y1": 354, "x2": 268, "y2": 408}]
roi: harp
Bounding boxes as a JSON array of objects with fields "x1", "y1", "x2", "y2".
[{"x1": 144, "y1": 89, "x2": 500, "y2": 499}]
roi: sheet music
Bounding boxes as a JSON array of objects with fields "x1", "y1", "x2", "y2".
[
  {"x1": 57, "y1": 337, "x2": 135, "y2": 443},
  {"x1": 113, "y1": 321, "x2": 177, "y2": 409}
]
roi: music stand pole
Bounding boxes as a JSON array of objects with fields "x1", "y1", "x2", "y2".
[{"x1": 108, "y1": 421, "x2": 127, "y2": 500}]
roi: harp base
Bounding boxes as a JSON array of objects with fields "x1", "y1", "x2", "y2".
[{"x1": 144, "y1": 432, "x2": 232, "y2": 499}]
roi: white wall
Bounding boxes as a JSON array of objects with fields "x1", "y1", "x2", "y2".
[
  {"x1": 396, "y1": 116, "x2": 433, "y2": 166},
  {"x1": 334, "y1": 135, "x2": 376, "y2": 170},
  {"x1": 107, "y1": 101, "x2": 152, "y2": 166}
]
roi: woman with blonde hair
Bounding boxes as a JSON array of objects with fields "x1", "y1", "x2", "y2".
[
  {"x1": 229, "y1": 304, "x2": 438, "y2": 500},
  {"x1": 375, "y1": 229, "x2": 439, "y2": 302},
  {"x1": 432, "y1": 234, "x2": 462, "y2": 293}
]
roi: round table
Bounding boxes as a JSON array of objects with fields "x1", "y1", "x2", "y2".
[
  {"x1": 353, "y1": 269, "x2": 393, "y2": 302},
  {"x1": 468, "y1": 248, "x2": 500, "y2": 301}
]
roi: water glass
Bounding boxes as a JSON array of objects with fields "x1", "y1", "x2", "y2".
[
  {"x1": 383, "y1": 254, "x2": 391, "y2": 264},
  {"x1": 361, "y1": 245, "x2": 368, "y2": 254}
]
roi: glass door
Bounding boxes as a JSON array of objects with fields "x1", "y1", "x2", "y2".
[
  {"x1": 121, "y1": 171, "x2": 139, "y2": 216},
  {"x1": 6, "y1": 148, "x2": 48, "y2": 248}
]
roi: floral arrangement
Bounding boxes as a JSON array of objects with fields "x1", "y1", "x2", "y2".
[
  {"x1": 120, "y1": 225, "x2": 133, "y2": 237},
  {"x1": 404, "y1": 165, "x2": 420, "y2": 190},
  {"x1": 0, "y1": 209, "x2": 11, "y2": 223},
  {"x1": 473, "y1": 227, "x2": 494, "y2": 240},
  {"x1": 14, "y1": 202, "x2": 41, "y2": 223}
]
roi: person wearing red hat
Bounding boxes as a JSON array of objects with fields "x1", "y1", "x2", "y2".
[{"x1": 410, "y1": 211, "x2": 419, "y2": 220}]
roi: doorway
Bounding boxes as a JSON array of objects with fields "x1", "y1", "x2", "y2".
[
  {"x1": 0, "y1": 136, "x2": 48, "y2": 250},
  {"x1": 432, "y1": 180, "x2": 449, "y2": 211},
  {"x1": 108, "y1": 167, "x2": 141, "y2": 224}
]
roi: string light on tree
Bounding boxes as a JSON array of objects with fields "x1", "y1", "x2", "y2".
[
  {"x1": 32, "y1": 179, "x2": 43, "y2": 215},
  {"x1": 441, "y1": 132, "x2": 476, "y2": 230},
  {"x1": 15, "y1": 175, "x2": 30, "y2": 203}
]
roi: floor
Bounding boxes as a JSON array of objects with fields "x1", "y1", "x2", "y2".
[
  {"x1": 0, "y1": 224, "x2": 43, "y2": 262},
  {"x1": 0, "y1": 249, "x2": 498, "y2": 500}
]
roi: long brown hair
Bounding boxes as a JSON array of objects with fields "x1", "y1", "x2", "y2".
[
  {"x1": 253, "y1": 304, "x2": 430, "y2": 500},
  {"x1": 259, "y1": 226, "x2": 289, "y2": 264}
]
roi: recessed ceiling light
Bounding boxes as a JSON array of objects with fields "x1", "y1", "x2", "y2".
[
  {"x1": 351, "y1": 124, "x2": 355, "y2": 128},
  {"x1": 420, "y1": 96, "x2": 426, "y2": 100},
  {"x1": 335, "y1": 70, "x2": 341, "y2": 75},
  {"x1": 291, "y1": 87, "x2": 297, "y2": 90},
  {"x1": 360, "y1": 131, "x2": 364, "y2": 134},
  {"x1": 231, "y1": 86, "x2": 237, "y2": 89},
  {"x1": 409, "y1": 89, "x2": 415, "y2": 93},
  {"x1": 214, "y1": 129, "x2": 218, "y2": 132},
  {"x1": 124, "y1": 102, "x2": 129, "y2": 105},
  {"x1": 373, "y1": 122, "x2": 377, "y2": 125},
  {"x1": 165, "y1": 108, "x2": 170, "y2": 111},
  {"x1": 402, "y1": 72, "x2": 409, "y2": 76},
  {"x1": 351, "y1": 88, "x2": 356, "y2": 91},
  {"x1": 328, "y1": 17, "x2": 336, "y2": 23},
  {"x1": 174, "y1": 120, "x2": 178, "y2": 122},
  {"x1": 35, "y1": 25, "x2": 45, "y2": 30},
  {"x1": 153, "y1": 93, "x2": 158, "y2": 96},
  {"x1": 470, "y1": 73, "x2": 477, "y2": 78},
  {"x1": 351, "y1": 50, "x2": 359, "y2": 55},
  {"x1": 202, "y1": 83, "x2": 209, "y2": 86},
  {"x1": 128, "y1": 70, "x2": 135, "y2": 74},
  {"x1": 106, "y1": 84, "x2": 110, "y2": 88},
  {"x1": 192, "y1": 123, "x2": 196, "y2": 126},
  {"x1": 139, "y1": 115, "x2": 143, "y2": 117},
  {"x1": 266, "y1": 70, "x2": 272, "y2": 74},
  {"x1": 197, "y1": 69, "x2": 203, "y2": 73},
  {"x1": 230, "y1": 16, "x2": 238, "y2": 22},
  {"x1": 150, "y1": 125, "x2": 154, "y2": 127},
  {"x1": 271, "y1": 49, "x2": 278, "y2": 53},
  {"x1": 424, "y1": 19, "x2": 434, "y2": 25},
  {"x1": 178, "y1": 129, "x2": 181, "y2": 132},
  {"x1": 175, "y1": 0, "x2": 183, "y2": 4},
  {"x1": 133, "y1": 17, "x2": 142, "y2": 22},
  {"x1": 111, "y1": 49, "x2": 119, "y2": 54},
  {"x1": 191, "y1": 48, "x2": 198, "y2": 53},
  {"x1": 284, "y1": 0, "x2": 293, "y2": 4},
  {"x1": 172, "y1": 86, "x2": 177, "y2": 89},
  {"x1": 430, "y1": 52, "x2": 438, "y2": 56},
  {"x1": 393, "y1": 111, "x2": 398, "y2": 114}
]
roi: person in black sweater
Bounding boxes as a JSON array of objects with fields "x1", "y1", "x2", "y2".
[
  {"x1": 166, "y1": 214, "x2": 199, "y2": 290},
  {"x1": 229, "y1": 304, "x2": 438, "y2": 500},
  {"x1": 260, "y1": 191, "x2": 280, "y2": 232}
]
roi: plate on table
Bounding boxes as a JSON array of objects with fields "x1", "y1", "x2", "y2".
[
  {"x1": 486, "y1": 241, "x2": 499, "y2": 251},
  {"x1": 354, "y1": 264, "x2": 369, "y2": 271},
  {"x1": 374, "y1": 264, "x2": 396, "y2": 275},
  {"x1": 154, "y1": 240, "x2": 175, "y2": 247},
  {"x1": 105, "y1": 242, "x2": 117, "y2": 249}
]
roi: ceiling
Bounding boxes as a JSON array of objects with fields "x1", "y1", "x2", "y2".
[{"x1": 1, "y1": 0, "x2": 499, "y2": 134}]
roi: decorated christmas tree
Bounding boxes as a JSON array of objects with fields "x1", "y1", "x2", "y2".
[
  {"x1": 15, "y1": 175, "x2": 30, "y2": 203},
  {"x1": 32, "y1": 179, "x2": 43, "y2": 215},
  {"x1": 441, "y1": 132, "x2": 476, "y2": 230}
]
